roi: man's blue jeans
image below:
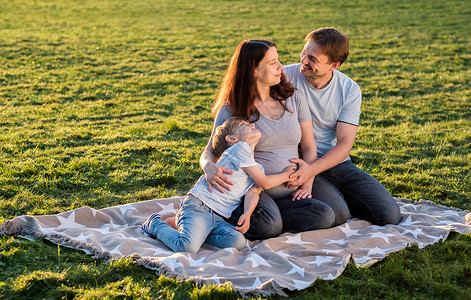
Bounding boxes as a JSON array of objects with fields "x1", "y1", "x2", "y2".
[
  {"x1": 148, "y1": 196, "x2": 246, "y2": 253},
  {"x1": 230, "y1": 192, "x2": 335, "y2": 240},
  {"x1": 311, "y1": 160, "x2": 402, "y2": 226},
  {"x1": 229, "y1": 161, "x2": 401, "y2": 240}
]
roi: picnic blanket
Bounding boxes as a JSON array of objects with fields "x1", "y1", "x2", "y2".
[{"x1": 1, "y1": 197, "x2": 470, "y2": 297}]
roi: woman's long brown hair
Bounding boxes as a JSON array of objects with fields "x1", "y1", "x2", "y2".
[{"x1": 211, "y1": 40, "x2": 294, "y2": 121}]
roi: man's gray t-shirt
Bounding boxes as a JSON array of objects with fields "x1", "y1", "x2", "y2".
[
  {"x1": 214, "y1": 90, "x2": 311, "y2": 199},
  {"x1": 189, "y1": 141, "x2": 262, "y2": 218},
  {"x1": 284, "y1": 64, "x2": 362, "y2": 160}
]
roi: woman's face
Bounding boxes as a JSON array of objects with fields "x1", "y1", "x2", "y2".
[{"x1": 254, "y1": 46, "x2": 283, "y2": 88}]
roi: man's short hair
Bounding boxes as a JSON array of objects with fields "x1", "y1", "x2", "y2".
[
  {"x1": 305, "y1": 27, "x2": 349, "y2": 66},
  {"x1": 212, "y1": 117, "x2": 248, "y2": 157}
]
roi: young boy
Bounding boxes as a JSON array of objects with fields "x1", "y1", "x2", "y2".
[{"x1": 141, "y1": 117, "x2": 295, "y2": 253}]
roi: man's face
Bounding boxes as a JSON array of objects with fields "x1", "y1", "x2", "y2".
[{"x1": 299, "y1": 40, "x2": 337, "y2": 80}]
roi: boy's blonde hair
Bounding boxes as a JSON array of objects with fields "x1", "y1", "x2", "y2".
[{"x1": 212, "y1": 117, "x2": 249, "y2": 157}]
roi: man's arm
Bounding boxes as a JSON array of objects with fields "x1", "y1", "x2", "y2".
[
  {"x1": 288, "y1": 122, "x2": 357, "y2": 187},
  {"x1": 234, "y1": 185, "x2": 261, "y2": 234}
]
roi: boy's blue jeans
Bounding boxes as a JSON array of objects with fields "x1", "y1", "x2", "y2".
[{"x1": 147, "y1": 196, "x2": 246, "y2": 253}]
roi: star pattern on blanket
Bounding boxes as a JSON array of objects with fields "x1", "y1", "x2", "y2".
[
  {"x1": 239, "y1": 277, "x2": 263, "y2": 290},
  {"x1": 74, "y1": 233, "x2": 89, "y2": 243},
  {"x1": 338, "y1": 224, "x2": 362, "y2": 238},
  {"x1": 157, "y1": 202, "x2": 176, "y2": 214},
  {"x1": 366, "y1": 247, "x2": 386, "y2": 257},
  {"x1": 143, "y1": 247, "x2": 172, "y2": 257},
  {"x1": 321, "y1": 249, "x2": 343, "y2": 254},
  {"x1": 183, "y1": 254, "x2": 206, "y2": 267},
  {"x1": 441, "y1": 210, "x2": 462, "y2": 216},
  {"x1": 307, "y1": 256, "x2": 336, "y2": 267},
  {"x1": 244, "y1": 253, "x2": 272, "y2": 268},
  {"x1": 284, "y1": 234, "x2": 313, "y2": 245},
  {"x1": 118, "y1": 204, "x2": 138, "y2": 215},
  {"x1": 286, "y1": 261, "x2": 305, "y2": 277},
  {"x1": 275, "y1": 249, "x2": 291, "y2": 258},
  {"x1": 160, "y1": 256, "x2": 184, "y2": 271},
  {"x1": 56, "y1": 212, "x2": 87, "y2": 230},
  {"x1": 206, "y1": 259, "x2": 225, "y2": 268},
  {"x1": 401, "y1": 227, "x2": 424, "y2": 239},
  {"x1": 429, "y1": 234, "x2": 444, "y2": 243},
  {"x1": 291, "y1": 279, "x2": 313, "y2": 289},
  {"x1": 401, "y1": 215, "x2": 423, "y2": 226},
  {"x1": 367, "y1": 231, "x2": 396, "y2": 243},
  {"x1": 326, "y1": 238, "x2": 347, "y2": 246},
  {"x1": 108, "y1": 245, "x2": 123, "y2": 256},
  {"x1": 210, "y1": 274, "x2": 221, "y2": 284},
  {"x1": 2, "y1": 197, "x2": 470, "y2": 297}
]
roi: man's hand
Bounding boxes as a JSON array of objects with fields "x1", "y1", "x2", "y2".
[
  {"x1": 286, "y1": 158, "x2": 314, "y2": 188},
  {"x1": 203, "y1": 161, "x2": 234, "y2": 193},
  {"x1": 235, "y1": 213, "x2": 251, "y2": 234}
]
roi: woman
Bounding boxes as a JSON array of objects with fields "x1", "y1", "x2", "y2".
[{"x1": 200, "y1": 40, "x2": 335, "y2": 240}]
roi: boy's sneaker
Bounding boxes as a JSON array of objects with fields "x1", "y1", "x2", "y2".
[{"x1": 141, "y1": 213, "x2": 162, "y2": 236}]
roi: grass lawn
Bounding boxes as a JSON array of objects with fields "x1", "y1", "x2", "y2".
[{"x1": 1, "y1": 0, "x2": 470, "y2": 298}]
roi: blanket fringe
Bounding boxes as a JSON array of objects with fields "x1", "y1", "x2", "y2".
[
  {"x1": 0, "y1": 219, "x2": 113, "y2": 261},
  {"x1": 2, "y1": 198, "x2": 469, "y2": 297},
  {"x1": 400, "y1": 198, "x2": 467, "y2": 213},
  {"x1": 0, "y1": 220, "x2": 47, "y2": 240},
  {"x1": 132, "y1": 255, "x2": 282, "y2": 298},
  {"x1": 0, "y1": 219, "x2": 280, "y2": 297},
  {"x1": 0, "y1": 220, "x2": 28, "y2": 236}
]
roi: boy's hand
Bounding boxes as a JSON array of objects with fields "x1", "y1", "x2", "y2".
[
  {"x1": 287, "y1": 158, "x2": 314, "y2": 187},
  {"x1": 283, "y1": 165, "x2": 297, "y2": 182},
  {"x1": 235, "y1": 213, "x2": 251, "y2": 234}
]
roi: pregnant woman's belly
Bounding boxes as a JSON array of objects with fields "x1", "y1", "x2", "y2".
[{"x1": 254, "y1": 147, "x2": 299, "y2": 200}]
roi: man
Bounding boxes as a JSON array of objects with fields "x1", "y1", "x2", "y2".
[{"x1": 284, "y1": 27, "x2": 401, "y2": 226}]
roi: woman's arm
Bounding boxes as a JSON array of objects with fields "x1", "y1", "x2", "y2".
[
  {"x1": 284, "y1": 120, "x2": 317, "y2": 186},
  {"x1": 288, "y1": 120, "x2": 317, "y2": 199},
  {"x1": 200, "y1": 134, "x2": 234, "y2": 193}
]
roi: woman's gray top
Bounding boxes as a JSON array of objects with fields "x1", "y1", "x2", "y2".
[{"x1": 213, "y1": 90, "x2": 312, "y2": 199}]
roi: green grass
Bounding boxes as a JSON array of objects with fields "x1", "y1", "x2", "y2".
[{"x1": 1, "y1": 0, "x2": 470, "y2": 298}]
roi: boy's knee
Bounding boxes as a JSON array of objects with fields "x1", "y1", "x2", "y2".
[
  {"x1": 173, "y1": 240, "x2": 200, "y2": 253},
  {"x1": 232, "y1": 233, "x2": 247, "y2": 250}
]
